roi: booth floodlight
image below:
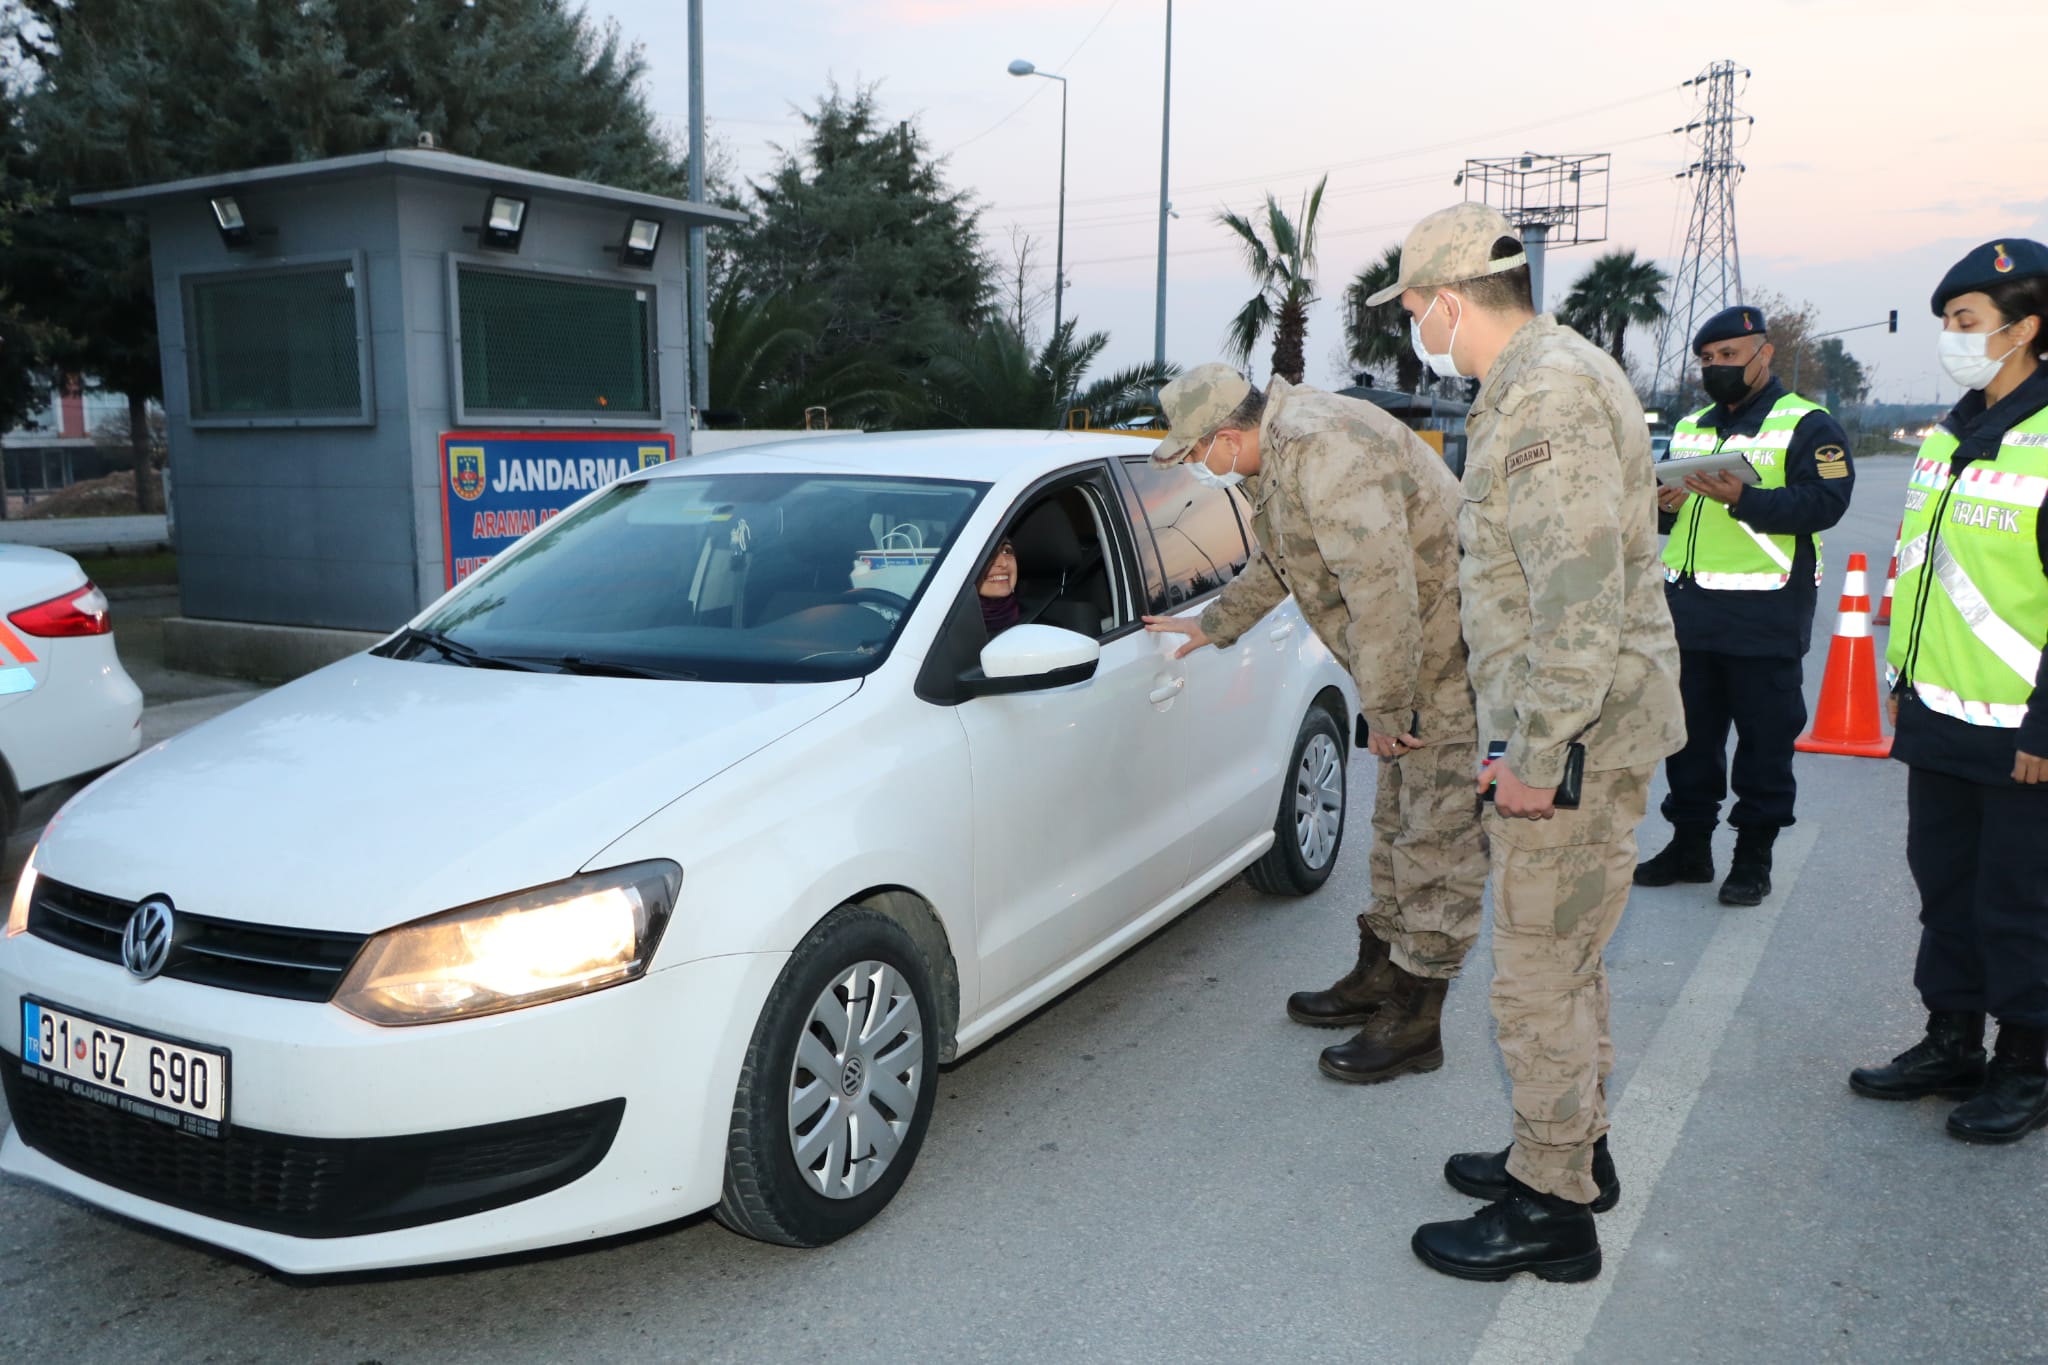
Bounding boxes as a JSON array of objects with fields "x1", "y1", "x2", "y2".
[
  {"x1": 481, "y1": 194, "x2": 528, "y2": 251},
  {"x1": 209, "y1": 195, "x2": 251, "y2": 248},
  {"x1": 619, "y1": 217, "x2": 661, "y2": 268}
]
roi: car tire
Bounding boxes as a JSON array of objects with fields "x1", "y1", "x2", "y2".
[
  {"x1": 715, "y1": 905, "x2": 941, "y2": 1247},
  {"x1": 1245, "y1": 706, "x2": 1347, "y2": 897}
]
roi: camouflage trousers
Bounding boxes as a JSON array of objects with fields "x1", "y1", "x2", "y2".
[
  {"x1": 1362, "y1": 739, "x2": 1489, "y2": 980},
  {"x1": 1488, "y1": 763, "x2": 1656, "y2": 1204}
]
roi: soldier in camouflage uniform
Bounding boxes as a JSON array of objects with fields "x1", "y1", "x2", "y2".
[
  {"x1": 1369, "y1": 203, "x2": 1685, "y2": 1283},
  {"x1": 1142, "y1": 364, "x2": 1487, "y2": 1085}
]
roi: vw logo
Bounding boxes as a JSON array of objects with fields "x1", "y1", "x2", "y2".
[
  {"x1": 839, "y1": 1057, "x2": 866, "y2": 1098},
  {"x1": 121, "y1": 899, "x2": 176, "y2": 981}
]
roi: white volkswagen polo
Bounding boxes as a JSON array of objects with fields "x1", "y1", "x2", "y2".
[{"x1": 0, "y1": 432, "x2": 1355, "y2": 1273}]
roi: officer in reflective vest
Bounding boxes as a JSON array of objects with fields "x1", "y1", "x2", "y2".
[
  {"x1": 1635, "y1": 305, "x2": 1854, "y2": 905},
  {"x1": 1851, "y1": 239, "x2": 2048, "y2": 1144}
]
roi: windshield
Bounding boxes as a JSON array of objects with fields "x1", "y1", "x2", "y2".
[{"x1": 409, "y1": 472, "x2": 987, "y2": 683}]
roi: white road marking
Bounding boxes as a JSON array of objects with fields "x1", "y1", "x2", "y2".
[{"x1": 1467, "y1": 822, "x2": 1821, "y2": 1365}]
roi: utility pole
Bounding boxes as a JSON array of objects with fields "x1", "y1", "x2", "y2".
[
  {"x1": 687, "y1": 0, "x2": 709, "y2": 433},
  {"x1": 1649, "y1": 60, "x2": 1753, "y2": 410},
  {"x1": 1457, "y1": 153, "x2": 1609, "y2": 315},
  {"x1": 1154, "y1": 0, "x2": 1173, "y2": 372}
]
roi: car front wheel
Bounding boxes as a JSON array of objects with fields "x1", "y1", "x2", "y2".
[
  {"x1": 715, "y1": 905, "x2": 940, "y2": 1247},
  {"x1": 1245, "y1": 705, "x2": 1347, "y2": 896}
]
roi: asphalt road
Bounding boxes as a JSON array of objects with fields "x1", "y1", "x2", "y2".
[{"x1": 4, "y1": 455, "x2": 2043, "y2": 1365}]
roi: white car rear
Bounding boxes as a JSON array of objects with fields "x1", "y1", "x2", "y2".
[{"x1": 0, "y1": 545, "x2": 144, "y2": 836}]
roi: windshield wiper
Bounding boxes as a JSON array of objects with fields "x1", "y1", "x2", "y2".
[
  {"x1": 385, "y1": 626, "x2": 546, "y2": 672},
  {"x1": 529, "y1": 654, "x2": 700, "y2": 681}
]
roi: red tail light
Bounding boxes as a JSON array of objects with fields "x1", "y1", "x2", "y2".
[{"x1": 9, "y1": 583, "x2": 112, "y2": 638}]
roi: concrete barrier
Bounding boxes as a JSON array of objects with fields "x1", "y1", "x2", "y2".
[{"x1": 163, "y1": 616, "x2": 386, "y2": 684}]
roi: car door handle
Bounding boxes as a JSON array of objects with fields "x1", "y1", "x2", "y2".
[
  {"x1": 1149, "y1": 677, "x2": 1186, "y2": 704},
  {"x1": 1268, "y1": 623, "x2": 1295, "y2": 641}
]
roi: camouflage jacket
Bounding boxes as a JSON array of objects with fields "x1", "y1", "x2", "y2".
[
  {"x1": 1199, "y1": 380, "x2": 1477, "y2": 744},
  {"x1": 1460, "y1": 315, "x2": 1685, "y2": 786}
]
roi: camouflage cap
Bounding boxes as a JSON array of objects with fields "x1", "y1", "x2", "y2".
[
  {"x1": 1363, "y1": 203, "x2": 1524, "y2": 307},
  {"x1": 1150, "y1": 362, "x2": 1254, "y2": 466}
]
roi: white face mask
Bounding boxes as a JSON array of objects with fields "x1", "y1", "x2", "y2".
[
  {"x1": 1185, "y1": 433, "x2": 1245, "y2": 489},
  {"x1": 1937, "y1": 322, "x2": 2023, "y2": 391},
  {"x1": 1410, "y1": 293, "x2": 1466, "y2": 379}
]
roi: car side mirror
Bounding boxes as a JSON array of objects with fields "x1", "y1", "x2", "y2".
[{"x1": 958, "y1": 624, "x2": 1101, "y2": 698}]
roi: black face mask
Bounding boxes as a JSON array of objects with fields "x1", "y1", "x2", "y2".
[{"x1": 1700, "y1": 361, "x2": 1755, "y2": 407}]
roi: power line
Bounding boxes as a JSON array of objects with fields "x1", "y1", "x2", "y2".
[{"x1": 943, "y1": 0, "x2": 1124, "y2": 155}]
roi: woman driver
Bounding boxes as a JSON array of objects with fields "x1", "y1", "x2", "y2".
[{"x1": 979, "y1": 538, "x2": 1021, "y2": 637}]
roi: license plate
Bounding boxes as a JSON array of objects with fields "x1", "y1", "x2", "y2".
[{"x1": 20, "y1": 998, "x2": 230, "y2": 1138}]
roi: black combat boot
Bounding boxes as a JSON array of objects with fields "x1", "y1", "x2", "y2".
[
  {"x1": 1717, "y1": 826, "x2": 1777, "y2": 906},
  {"x1": 1849, "y1": 1010, "x2": 1988, "y2": 1100},
  {"x1": 1411, "y1": 1176, "x2": 1601, "y2": 1283},
  {"x1": 1947, "y1": 1024, "x2": 2048, "y2": 1143},
  {"x1": 1444, "y1": 1134, "x2": 1620, "y2": 1213},
  {"x1": 1633, "y1": 823, "x2": 1715, "y2": 887},
  {"x1": 1318, "y1": 971, "x2": 1447, "y2": 1084},
  {"x1": 1286, "y1": 916, "x2": 1402, "y2": 1027}
]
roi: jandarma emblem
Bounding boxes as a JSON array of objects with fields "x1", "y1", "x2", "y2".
[{"x1": 121, "y1": 899, "x2": 176, "y2": 980}]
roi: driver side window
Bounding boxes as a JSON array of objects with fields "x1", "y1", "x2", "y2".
[{"x1": 982, "y1": 478, "x2": 1132, "y2": 641}]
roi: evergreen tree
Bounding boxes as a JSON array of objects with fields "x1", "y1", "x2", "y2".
[{"x1": 731, "y1": 84, "x2": 993, "y2": 407}]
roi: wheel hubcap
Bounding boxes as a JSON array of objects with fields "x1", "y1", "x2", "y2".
[
  {"x1": 1295, "y1": 733, "x2": 1344, "y2": 869},
  {"x1": 787, "y1": 960, "x2": 924, "y2": 1200}
]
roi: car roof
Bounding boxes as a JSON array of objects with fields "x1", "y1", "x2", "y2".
[{"x1": 640, "y1": 430, "x2": 1165, "y2": 490}]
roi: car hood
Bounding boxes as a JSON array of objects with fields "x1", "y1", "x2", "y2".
[{"x1": 35, "y1": 656, "x2": 860, "y2": 933}]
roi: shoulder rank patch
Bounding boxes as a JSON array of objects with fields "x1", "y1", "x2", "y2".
[
  {"x1": 1505, "y1": 441, "x2": 1552, "y2": 476},
  {"x1": 1815, "y1": 444, "x2": 1848, "y2": 479}
]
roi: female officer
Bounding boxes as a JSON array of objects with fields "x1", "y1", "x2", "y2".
[{"x1": 1850, "y1": 239, "x2": 2048, "y2": 1143}]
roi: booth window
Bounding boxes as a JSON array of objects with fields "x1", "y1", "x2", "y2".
[
  {"x1": 456, "y1": 266, "x2": 657, "y2": 420},
  {"x1": 185, "y1": 263, "x2": 369, "y2": 423}
]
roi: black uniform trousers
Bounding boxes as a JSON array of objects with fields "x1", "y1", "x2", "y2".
[
  {"x1": 1658, "y1": 649, "x2": 1806, "y2": 830},
  {"x1": 1909, "y1": 766, "x2": 2048, "y2": 1029}
]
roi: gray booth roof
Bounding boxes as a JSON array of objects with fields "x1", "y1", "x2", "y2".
[{"x1": 73, "y1": 148, "x2": 747, "y2": 226}]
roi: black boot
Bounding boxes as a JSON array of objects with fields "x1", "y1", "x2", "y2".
[
  {"x1": 1444, "y1": 1135, "x2": 1620, "y2": 1213},
  {"x1": 1634, "y1": 824, "x2": 1714, "y2": 887},
  {"x1": 1286, "y1": 917, "x2": 1401, "y2": 1027},
  {"x1": 1947, "y1": 1024, "x2": 2048, "y2": 1143},
  {"x1": 1718, "y1": 826, "x2": 1777, "y2": 906},
  {"x1": 1849, "y1": 1010, "x2": 1988, "y2": 1100},
  {"x1": 1318, "y1": 971, "x2": 1447, "y2": 1084},
  {"x1": 1411, "y1": 1176, "x2": 1601, "y2": 1283}
]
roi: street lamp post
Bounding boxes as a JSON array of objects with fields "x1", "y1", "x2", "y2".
[
  {"x1": 1155, "y1": 0, "x2": 1172, "y2": 372},
  {"x1": 1008, "y1": 59, "x2": 1067, "y2": 340}
]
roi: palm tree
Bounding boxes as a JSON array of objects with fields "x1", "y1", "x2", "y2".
[
  {"x1": 1344, "y1": 244, "x2": 1423, "y2": 393},
  {"x1": 1217, "y1": 175, "x2": 1326, "y2": 384},
  {"x1": 706, "y1": 280, "x2": 910, "y2": 429},
  {"x1": 1558, "y1": 249, "x2": 1668, "y2": 368},
  {"x1": 922, "y1": 318, "x2": 1178, "y2": 430}
]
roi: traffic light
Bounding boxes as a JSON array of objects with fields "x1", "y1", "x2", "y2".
[{"x1": 1888, "y1": 309, "x2": 1898, "y2": 333}]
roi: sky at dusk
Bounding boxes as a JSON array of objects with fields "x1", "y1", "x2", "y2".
[{"x1": 598, "y1": 0, "x2": 2048, "y2": 406}]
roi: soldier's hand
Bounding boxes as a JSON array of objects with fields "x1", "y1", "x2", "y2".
[
  {"x1": 1367, "y1": 731, "x2": 1424, "y2": 760},
  {"x1": 1887, "y1": 695, "x2": 1900, "y2": 729},
  {"x1": 1142, "y1": 615, "x2": 1211, "y2": 659},
  {"x1": 1483, "y1": 762, "x2": 1557, "y2": 819},
  {"x1": 2015, "y1": 750, "x2": 2048, "y2": 785},
  {"x1": 1682, "y1": 472, "x2": 1747, "y2": 506}
]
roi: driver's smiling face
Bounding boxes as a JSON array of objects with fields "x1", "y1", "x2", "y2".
[{"x1": 978, "y1": 540, "x2": 1017, "y2": 599}]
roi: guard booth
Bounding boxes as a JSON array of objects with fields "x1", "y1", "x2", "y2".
[{"x1": 77, "y1": 150, "x2": 741, "y2": 676}]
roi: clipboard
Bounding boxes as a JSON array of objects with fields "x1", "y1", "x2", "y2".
[{"x1": 1654, "y1": 451, "x2": 1761, "y2": 488}]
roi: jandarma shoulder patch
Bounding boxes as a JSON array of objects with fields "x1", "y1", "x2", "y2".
[
  {"x1": 1815, "y1": 444, "x2": 1848, "y2": 479},
  {"x1": 1505, "y1": 441, "x2": 1552, "y2": 476}
]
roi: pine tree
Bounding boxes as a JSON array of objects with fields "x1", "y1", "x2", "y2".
[{"x1": 731, "y1": 83, "x2": 993, "y2": 416}]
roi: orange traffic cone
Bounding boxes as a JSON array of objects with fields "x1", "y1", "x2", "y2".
[
  {"x1": 1874, "y1": 522, "x2": 1900, "y2": 626},
  {"x1": 1796, "y1": 552, "x2": 1893, "y2": 758}
]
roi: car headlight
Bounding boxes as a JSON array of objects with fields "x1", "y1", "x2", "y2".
[
  {"x1": 5, "y1": 850, "x2": 35, "y2": 937},
  {"x1": 333, "y1": 861, "x2": 679, "y2": 1026}
]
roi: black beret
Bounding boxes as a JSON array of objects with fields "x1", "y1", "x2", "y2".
[
  {"x1": 1931, "y1": 238, "x2": 2048, "y2": 315},
  {"x1": 1692, "y1": 305, "x2": 1767, "y2": 352}
]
